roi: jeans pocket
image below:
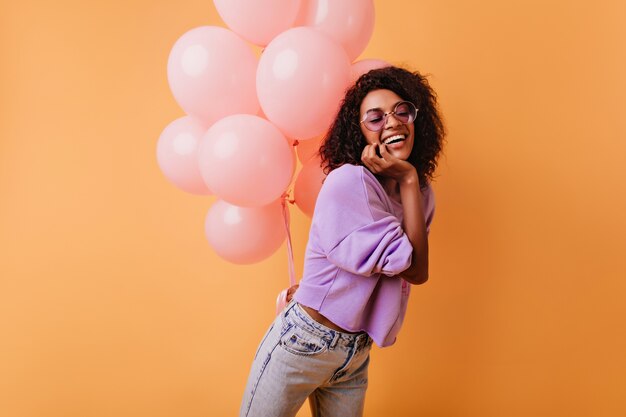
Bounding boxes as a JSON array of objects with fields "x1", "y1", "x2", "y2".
[{"x1": 280, "y1": 325, "x2": 328, "y2": 356}]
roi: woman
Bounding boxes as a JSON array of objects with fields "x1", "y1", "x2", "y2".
[{"x1": 240, "y1": 66, "x2": 445, "y2": 417}]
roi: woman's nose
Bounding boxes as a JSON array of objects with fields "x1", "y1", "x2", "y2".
[{"x1": 384, "y1": 112, "x2": 402, "y2": 129}]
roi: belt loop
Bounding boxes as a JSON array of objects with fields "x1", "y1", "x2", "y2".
[{"x1": 329, "y1": 331, "x2": 340, "y2": 350}]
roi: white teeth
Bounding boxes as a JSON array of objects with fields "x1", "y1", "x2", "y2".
[{"x1": 383, "y1": 134, "x2": 405, "y2": 145}]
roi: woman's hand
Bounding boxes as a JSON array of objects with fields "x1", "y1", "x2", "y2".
[
  {"x1": 286, "y1": 284, "x2": 299, "y2": 303},
  {"x1": 361, "y1": 143, "x2": 417, "y2": 184}
]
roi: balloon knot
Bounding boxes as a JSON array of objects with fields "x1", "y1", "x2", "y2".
[
  {"x1": 292, "y1": 140, "x2": 299, "y2": 147},
  {"x1": 281, "y1": 190, "x2": 296, "y2": 205}
]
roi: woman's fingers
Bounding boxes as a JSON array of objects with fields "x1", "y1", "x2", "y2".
[
  {"x1": 286, "y1": 284, "x2": 299, "y2": 302},
  {"x1": 361, "y1": 143, "x2": 371, "y2": 161},
  {"x1": 361, "y1": 144, "x2": 374, "y2": 165},
  {"x1": 363, "y1": 143, "x2": 395, "y2": 174},
  {"x1": 379, "y1": 143, "x2": 390, "y2": 158},
  {"x1": 379, "y1": 144, "x2": 402, "y2": 164},
  {"x1": 363, "y1": 143, "x2": 416, "y2": 180},
  {"x1": 362, "y1": 144, "x2": 382, "y2": 172}
]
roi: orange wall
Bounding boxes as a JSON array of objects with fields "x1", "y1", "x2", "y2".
[{"x1": 1, "y1": 1, "x2": 625, "y2": 416}]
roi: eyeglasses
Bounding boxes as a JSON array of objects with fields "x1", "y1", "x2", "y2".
[{"x1": 360, "y1": 101, "x2": 418, "y2": 132}]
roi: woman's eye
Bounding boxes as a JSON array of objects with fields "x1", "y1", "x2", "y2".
[
  {"x1": 368, "y1": 116, "x2": 383, "y2": 123},
  {"x1": 396, "y1": 104, "x2": 410, "y2": 113}
]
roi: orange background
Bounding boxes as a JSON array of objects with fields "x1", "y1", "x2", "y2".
[{"x1": 1, "y1": 1, "x2": 625, "y2": 416}]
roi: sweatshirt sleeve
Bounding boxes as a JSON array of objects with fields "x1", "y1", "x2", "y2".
[{"x1": 313, "y1": 166, "x2": 413, "y2": 277}]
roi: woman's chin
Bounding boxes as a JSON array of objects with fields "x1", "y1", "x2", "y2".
[
  {"x1": 390, "y1": 150, "x2": 410, "y2": 161},
  {"x1": 384, "y1": 141, "x2": 412, "y2": 161}
]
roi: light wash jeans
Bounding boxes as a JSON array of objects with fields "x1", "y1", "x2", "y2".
[{"x1": 240, "y1": 301, "x2": 373, "y2": 417}]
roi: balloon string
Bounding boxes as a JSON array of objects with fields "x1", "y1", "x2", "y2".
[{"x1": 281, "y1": 192, "x2": 296, "y2": 287}]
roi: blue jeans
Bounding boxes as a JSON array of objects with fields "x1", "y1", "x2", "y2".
[{"x1": 240, "y1": 301, "x2": 373, "y2": 417}]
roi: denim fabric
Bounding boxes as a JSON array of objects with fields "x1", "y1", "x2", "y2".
[{"x1": 240, "y1": 301, "x2": 373, "y2": 417}]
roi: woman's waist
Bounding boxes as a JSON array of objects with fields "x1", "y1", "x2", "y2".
[
  {"x1": 297, "y1": 304, "x2": 357, "y2": 333},
  {"x1": 294, "y1": 274, "x2": 407, "y2": 343}
]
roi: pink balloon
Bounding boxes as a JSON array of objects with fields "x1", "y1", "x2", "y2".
[
  {"x1": 295, "y1": 0, "x2": 375, "y2": 61},
  {"x1": 156, "y1": 116, "x2": 211, "y2": 195},
  {"x1": 214, "y1": 0, "x2": 302, "y2": 46},
  {"x1": 257, "y1": 108, "x2": 298, "y2": 158},
  {"x1": 350, "y1": 59, "x2": 390, "y2": 84},
  {"x1": 167, "y1": 26, "x2": 259, "y2": 126},
  {"x1": 205, "y1": 199, "x2": 287, "y2": 264},
  {"x1": 198, "y1": 114, "x2": 295, "y2": 207},
  {"x1": 294, "y1": 157, "x2": 326, "y2": 217},
  {"x1": 257, "y1": 27, "x2": 350, "y2": 139},
  {"x1": 296, "y1": 135, "x2": 323, "y2": 164}
]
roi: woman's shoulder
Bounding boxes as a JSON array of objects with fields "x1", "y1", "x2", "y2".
[
  {"x1": 326, "y1": 164, "x2": 378, "y2": 188},
  {"x1": 322, "y1": 164, "x2": 388, "y2": 210},
  {"x1": 314, "y1": 165, "x2": 387, "y2": 223},
  {"x1": 327, "y1": 163, "x2": 364, "y2": 177},
  {"x1": 321, "y1": 165, "x2": 364, "y2": 198}
]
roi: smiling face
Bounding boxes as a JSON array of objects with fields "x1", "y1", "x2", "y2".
[{"x1": 359, "y1": 89, "x2": 415, "y2": 161}]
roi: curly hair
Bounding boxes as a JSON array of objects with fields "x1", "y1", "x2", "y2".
[{"x1": 319, "y1": 66, "x2": 445, "y2": 188}]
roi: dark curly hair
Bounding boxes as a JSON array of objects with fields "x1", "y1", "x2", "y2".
[{"x1": 319, "y1": 66, "x2": 445, "y2": 188}]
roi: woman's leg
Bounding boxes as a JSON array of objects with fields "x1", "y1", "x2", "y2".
[
  {"x1": 239, "y1": 317, "x2": 312, "y2": 417},
  {"x1": 240, "y1": 303, "x2": 347, "y2": 417},
  {"x1": 308, "y1": 335, "x2": 372, "y2": 417}
]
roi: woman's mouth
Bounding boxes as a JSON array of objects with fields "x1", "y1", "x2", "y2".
[{"x1": 383, "y1": 134, "x2": 406, "y2": 146}]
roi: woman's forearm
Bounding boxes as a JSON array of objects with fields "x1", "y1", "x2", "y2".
[{"x1": 397, "y1": 172, "x2": 429, "y2": 284}]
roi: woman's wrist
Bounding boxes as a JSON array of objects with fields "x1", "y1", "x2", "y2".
[{"x1": 398, "y1": 168, "x2": 419, "y2": 186}]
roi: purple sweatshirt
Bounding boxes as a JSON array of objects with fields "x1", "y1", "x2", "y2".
[{"x1": 293, "y1": 164, "x2": 435, "y2": 347}]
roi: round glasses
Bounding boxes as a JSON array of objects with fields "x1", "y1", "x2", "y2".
[{"x1": 360, "y1": 101, "x2": 418, "y2": 132}]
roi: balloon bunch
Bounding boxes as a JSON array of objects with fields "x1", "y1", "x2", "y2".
[{"x1": 157, "y1": 0, "x2": 389, "y2": 264}]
